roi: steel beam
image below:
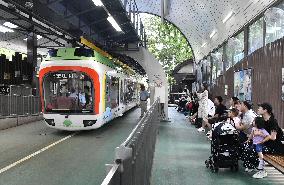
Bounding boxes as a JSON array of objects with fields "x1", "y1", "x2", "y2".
[
  {"x1": 46, "y1": 0, "x2": 63, "y2": 5},
  {"x1": 2, "y1": 0, "x2": 75, "y2": 42},
  {"x1": 0, "y1": 14, "x2": 65, "y2": 47},
  {"x1": 64, "y1": 8, "x2": 96, "y2": 19},
  {"x1": 37, "y1": 45, "x2": 66, "y2": 48}
]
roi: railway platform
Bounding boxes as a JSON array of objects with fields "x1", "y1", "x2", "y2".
[{"x1": 151, "y1": 108, "x2": 284, "y2": 185}]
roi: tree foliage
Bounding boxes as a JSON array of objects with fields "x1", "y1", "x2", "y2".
[{"x1": 141, "y1": 14, "x2": 193, "y2": 84}]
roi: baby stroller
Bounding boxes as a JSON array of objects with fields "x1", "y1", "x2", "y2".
[{"x1": 205, "y1": 121, "x2": 239, "y2": 172}]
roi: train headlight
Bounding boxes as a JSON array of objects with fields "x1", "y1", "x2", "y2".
[
  {"x1": 45, "y1": 119, "x2": 55, "y2": 126},
  {"x1": 83, "y1": 120, "x2": 97, "y2": 127}
]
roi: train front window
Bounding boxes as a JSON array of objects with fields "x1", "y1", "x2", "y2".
[{"x1": 43, "y1": 71, "x2": 93, "y2": 113}]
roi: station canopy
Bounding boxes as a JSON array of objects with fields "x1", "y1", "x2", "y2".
[
  {"x1": 0, "y1": 0, "x2": 140, "y2": 51},
  {"x1": 130, "y1": 0, "x2": 276, "y2": 61}
]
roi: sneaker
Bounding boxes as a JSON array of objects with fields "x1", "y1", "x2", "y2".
[
  {"x1": 252, "y1": 170, "x2": 267, "y2": 179},
  {"x1": 245, "y1": 168, "x2": 254, "y2": 172},
  {"x1": 197, "y1": 127, "x2": 205, "y2": 132},
  {"x1": 206, "y1": 130, "x2": 212, "y2": 136}
]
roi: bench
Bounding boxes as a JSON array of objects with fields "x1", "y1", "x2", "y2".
[
  {"x1": 264, "y1": 154, "x2": 284, "y2": 174},
  {"x1": 263, "y1": 130, "x2": 284, "y2": 174}
]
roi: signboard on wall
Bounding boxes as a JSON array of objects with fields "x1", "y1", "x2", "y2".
[
  {"x1": 281, "y1": 68, "x2": 284, "y2": 101},
  {"x1": 234, "y1": 69, "x2": 252, "y2": 101}
]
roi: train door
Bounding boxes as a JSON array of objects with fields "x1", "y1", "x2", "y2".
[{"x1": 105, "y1": 75, "x2": 111, "y2": 109}]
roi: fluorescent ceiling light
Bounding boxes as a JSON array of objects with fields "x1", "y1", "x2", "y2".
[
  {"x1": 210, "y1": 30, "x2": 217, "y2": 38},
  {"x1": 222, "y1": 11, "x2": 234, "y2": 23},
  {"x1": 23, "y1": 35, "x2": 43, "y2": 41},
  {"x1": 3, "y1": 22, "x2": 18, "y2": 29},
  {"x1": 0, "y1": 25, "x2": 14, "y2": 33},
  {"x1": 92, "y1": 0, "x2": 103, "y2": 6},
  {"x1": 107, "y1": 16, "x2": 122, "y2": 32},
  {"x1": 201, "y1": 43, "x2": 207, "y2": 47}
]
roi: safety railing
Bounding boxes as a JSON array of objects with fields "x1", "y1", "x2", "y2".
[
  {"x1": 0, "y1": 95, "x2": 41, "y2": 118},
  {"x1": 101, "y1": 98, "x2": 161, "y2": 185}
]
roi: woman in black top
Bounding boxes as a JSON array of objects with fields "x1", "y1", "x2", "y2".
[
  {"x1": 241, "y1": 103, "x2": 284, "y2": 178},
  {"x1": 258, "y1": 103, "x2": 283, "y2": 154}
]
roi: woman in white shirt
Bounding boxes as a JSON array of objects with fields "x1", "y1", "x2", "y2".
[{"x1": 197, "y1": 83, "x2": 209, "y2": 121}]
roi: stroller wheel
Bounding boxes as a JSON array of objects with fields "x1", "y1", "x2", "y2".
[
  {"x1": 212, "y1": 167, "x2": 219, "y2": 173},
  {"x1": 205, "y1": 160, "x2": 209, "y2": 168}
]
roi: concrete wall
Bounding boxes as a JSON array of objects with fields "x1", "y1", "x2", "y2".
[{"x1": 0, "y1": 115, "x2": 43, "y2": 130}]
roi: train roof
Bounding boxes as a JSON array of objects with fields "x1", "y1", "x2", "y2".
[{"x1": 45, "y1": 48, "x2": 136, "y2": 75}]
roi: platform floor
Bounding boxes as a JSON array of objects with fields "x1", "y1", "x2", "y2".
[
  {"x1": 0, "y1": 108, "x2": 140, "y2": 185},
  {"x1": 151, "y1": 107, "x2": 284, "y2": 185}
]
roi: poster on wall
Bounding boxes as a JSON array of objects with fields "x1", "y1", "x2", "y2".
[
  {"x1": 234, "y1": 71, "x2": 240, "y2": 99},
  {"x1": 243, "y1": 69, "x2": 252, "y2": 101},
  {"x1": 281, "y1": 68, "x2": 284, "y2": 101},
  {"x1": 234, "y1": 69, "x2": 252, "y2": 101}
]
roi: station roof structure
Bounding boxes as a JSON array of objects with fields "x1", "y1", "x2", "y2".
[
  {"x1": 0, "y1": 0, "x2": 140, "y2": 50},
  {"x1": 130, "y1": 0, "x2": 277, "y2": 61},
  {"x1": 0, "y1": 0, "x2": 145, "y2": 73}
]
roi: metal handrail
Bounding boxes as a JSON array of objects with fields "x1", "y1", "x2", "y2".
[
  {"x1": 121, "y1": 102, "x2": 155, "y2": 147},
  {"x1": 101, "y1": 164, "x2": 120, "y2": 185},
  {"x1": 0, "y1": 94, "x2": 41, "y2": 118}
]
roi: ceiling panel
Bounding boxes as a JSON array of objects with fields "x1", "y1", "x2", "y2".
[{"x1": 130, "y1": 0, "x2": 277, "y2": 60}]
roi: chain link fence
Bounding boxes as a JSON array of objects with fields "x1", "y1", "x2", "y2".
[
  {"x1": 101, "y1": 98, "x2": 161, "y2": 185},
  {"x1": 0, "y1": 95, "x2": 41, "y2": 118}
]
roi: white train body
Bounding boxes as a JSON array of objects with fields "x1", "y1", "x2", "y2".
[{"x1": 39, "y1": 48, "x2": 141, "y2": 130}]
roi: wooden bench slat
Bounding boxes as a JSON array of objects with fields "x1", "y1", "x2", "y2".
[{"x1": 264, "y1": 154, "x2": 284, "y2": 174}]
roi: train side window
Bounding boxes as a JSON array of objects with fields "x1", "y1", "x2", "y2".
[
  {"x1": 106, "y1": 75, "x2": 111, "y2": 108},
  {"x1": 109, "y1": 76, "x2": 119, "y2": 108}
]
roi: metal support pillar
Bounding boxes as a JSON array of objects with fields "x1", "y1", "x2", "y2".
[
  {"x1": 27, "y1": 31, "x2": 38, "y2": 96},
  {"x1": 244, "y1": 26, "x2": 249, "y2": 57}
]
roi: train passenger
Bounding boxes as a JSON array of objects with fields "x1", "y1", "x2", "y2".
[
  {"x1": 139, "y1": 84, "x2": 149, "y2": 118},
  {"x1": 84, "y1": 86, "x2": 91, "y2": 109},
  {"x1": 69, "y1": 88, "x2": 78, "y2": 100},
  {"x1": 79, "y1": 90, "x2": 86, "y2": 107},
  {"x1": 56, "y1": 92, "x2": 73, "y2": 109}
]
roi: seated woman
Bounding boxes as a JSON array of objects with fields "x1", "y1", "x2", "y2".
[
  {"x1": 242, "y1": 103, "x2": 284, "y2": 179},
  {"x1": 226, "y1": 108, "x2": 241, "y2": 128}
]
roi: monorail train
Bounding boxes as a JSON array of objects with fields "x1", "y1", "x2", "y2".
[{"x1": 39, "y1": 48, "x2": 142, "y2": 130}]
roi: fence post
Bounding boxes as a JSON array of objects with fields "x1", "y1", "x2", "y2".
[{"x1": 115, "y1": 145, "x2": 133, "y2": 185}]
